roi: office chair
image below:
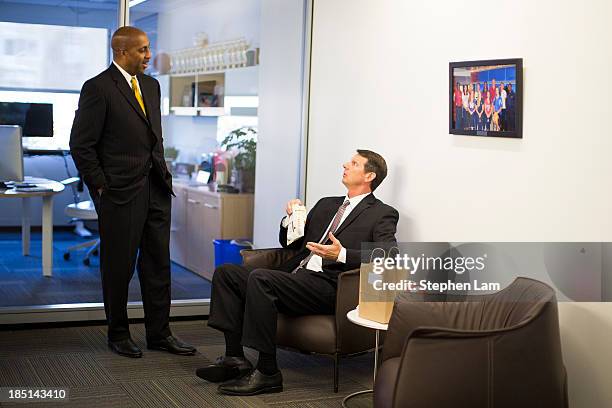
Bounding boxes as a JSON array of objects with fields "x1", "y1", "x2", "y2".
[{"x1": 61, "y1": 177, "x2": 99, "y2": 266}]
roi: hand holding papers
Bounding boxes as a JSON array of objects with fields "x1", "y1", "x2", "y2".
[{"x1": 286, "y1": 203, "x2": 307, "y2": 245}]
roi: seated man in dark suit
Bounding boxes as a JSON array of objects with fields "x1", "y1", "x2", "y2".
[{"x1": 196, "y1": 149, "x2": 399, "y2": 395}]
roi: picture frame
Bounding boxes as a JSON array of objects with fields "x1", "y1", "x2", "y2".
[{"x1": 449, "y1": 58, "x2": 523, "y2": 138}]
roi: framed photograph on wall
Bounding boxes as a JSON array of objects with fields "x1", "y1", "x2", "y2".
[{"x1": 449, "y1": 58, "x2": 523, "y2": 138}]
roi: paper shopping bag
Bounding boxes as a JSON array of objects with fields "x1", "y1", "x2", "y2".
[{"x1": 358, "y1": 247, "x2": 405, "y2": 324}]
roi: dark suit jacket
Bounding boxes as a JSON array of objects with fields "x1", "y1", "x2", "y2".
[
  {"x1": 278, "y1": 194, "x2": 399, "y2": 279},
  {"x1": 70, "y1": 63, "x2": 172, "y2": 204}
]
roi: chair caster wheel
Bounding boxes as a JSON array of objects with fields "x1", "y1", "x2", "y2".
[
  {"x1": 64, "y1": 253, "x2": 70, "y2": 260},
  {"x1": 83, "y1": 258, "x2": 90, "y2": 266}
]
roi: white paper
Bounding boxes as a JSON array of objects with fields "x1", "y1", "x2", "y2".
[
  {"x1": 196, "y1": 170, "x2": 211, "y2": 184},
  {"x1": 287, "y1": 204, "x2": 307, "y2": 245}
]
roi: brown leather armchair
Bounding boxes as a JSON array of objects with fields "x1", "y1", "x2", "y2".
[
  {"x1": 241, "y1": 248, "x2": 376, "y2": 392},
  {"x1": 373, "y1": 277, "x2": 568, "y2": 408}
]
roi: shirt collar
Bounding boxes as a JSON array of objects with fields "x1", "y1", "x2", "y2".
[
  {"x1": 344, "y1": 192, "x2": 370, "y2": 209},
  {"x1": 113, "y1": 60, "x2": 136, "y2": 86}
]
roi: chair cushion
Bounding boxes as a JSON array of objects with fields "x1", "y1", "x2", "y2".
[
  {"x1": 276, "y1": 314, "x2": 337, "y2": 355},
  {"x1": 65, "y1": 200, "x2": 98, "y2": 220}
]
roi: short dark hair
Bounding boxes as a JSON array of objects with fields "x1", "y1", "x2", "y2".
[
  {"x1": 357, "y1": 149, "x2": 387, "y2": 191},
  {"x1": 111, "y1": 26, "x2": 147, "y2": 54}
]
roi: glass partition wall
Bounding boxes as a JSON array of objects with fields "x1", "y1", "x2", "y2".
[
  {"x1": 0, "y1": 0, "x2": 262, "y2": 322},
  {"x1": 129, "y1": 0, "x2": 260, "y2": 285}
]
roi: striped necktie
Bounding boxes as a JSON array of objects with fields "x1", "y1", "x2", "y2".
[
  {"x1": 322, "y1": 199, "x2": 351, "y2": 242},
  {"x1": 130, "y1": 76, "x2": 146, "y2": 116},
  {"x1": 293, "y1": 199, "x2": 350, "y2": 273}
]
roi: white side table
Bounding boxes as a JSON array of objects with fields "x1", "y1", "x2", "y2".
[{"x1": 342, "y1": 307, "x2": 389, "y2": 408}]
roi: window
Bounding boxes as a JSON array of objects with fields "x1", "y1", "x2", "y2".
[{"x1": 0, "y1": 0, "x2": 118, "y2": 150}]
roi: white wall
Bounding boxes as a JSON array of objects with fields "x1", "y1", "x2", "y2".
[
  {"x1": 307, "y1": 0, "x2": 612, "y2": 242},
  {"x1": 307, "y1": 0, "x2": 612, "y2": 406},
  {"x1": 252, "y1": 0, "x2": 307, "y2": 248},
  {"x1": 559, "y1": 303, "x2": 612, "y2": 407}
]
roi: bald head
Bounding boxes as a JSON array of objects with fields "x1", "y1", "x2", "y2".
[
  {"x1": 111, "y1": 26, "x2": 146, "y2": 56},
  {"x1": 111, "y1": 26, "x2": 151, "y2": 76}
]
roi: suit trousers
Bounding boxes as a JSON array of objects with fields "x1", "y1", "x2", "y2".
[
  {"x1": 93, "y1": 172, "x2": 172, "y2": 342},
  {"x1": 208, "y1": 264, "x2": 337, "y2": 355}
]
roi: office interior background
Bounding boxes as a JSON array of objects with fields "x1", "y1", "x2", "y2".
[{"x1": 1, "y1": 0, "x2": 612, "y2": 407}]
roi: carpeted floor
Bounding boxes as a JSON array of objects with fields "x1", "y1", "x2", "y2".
[
  {"x1": 0, "y1": 320, "x2": 375, "y2": 407},
  {"x1": 0, "y1": 231, "x2": 211, "y2": 307}
]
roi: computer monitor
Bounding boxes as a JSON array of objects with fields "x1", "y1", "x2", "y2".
[
  {"x1": 0, "y1": 125, "x2": 24, "y2": 188},
  {"x1": 0, "y1": 102, "x2": 53, "y2": 137}
]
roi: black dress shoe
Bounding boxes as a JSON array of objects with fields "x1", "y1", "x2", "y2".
[
  {"x1": 218, "y1": 369, "x2": 283, "y2": 396},
  {"x1": 108, "y1": 338, "x2": 142, "y2": 358},
  {"x1": 147, "y1": 335, "x2": 197, "y2": 355},
  {"x1": 196, "y1": 356, "x2": 253, "y2": 383}
]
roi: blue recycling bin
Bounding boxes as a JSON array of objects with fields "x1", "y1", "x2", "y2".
[{"x1": 213, "y1": 239, "x2": 253, "y2": 267}]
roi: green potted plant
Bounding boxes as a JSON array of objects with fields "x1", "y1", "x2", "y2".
[{"x1": 220, "y1": 127, "x2": 257, "y2": 192}]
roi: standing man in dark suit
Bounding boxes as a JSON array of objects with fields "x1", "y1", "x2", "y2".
[
  {"x1": 70, "y1": 26, "x2": 195, "y2": 358},
  {"x1": 196, "y1": 150, "x2": 399, "y2": 395}
]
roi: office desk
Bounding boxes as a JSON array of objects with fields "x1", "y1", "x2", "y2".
[{"x1": 0, "y1": 177, "x2": 65, "y2": 277}]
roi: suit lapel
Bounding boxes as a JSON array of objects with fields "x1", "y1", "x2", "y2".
[
  {"x1": 333, "y1": 193, "x2": 376, "y2": 236},
  {"x1": 140, "y1": 75, "x2": 154, "y2": 122},
  {"x1": 315, "y1": 197, "x2": 344, "y2": 240},
  {"x1": 138, "y1": 74, "x2": 162, "y2": 143},
  {"x1": 108, "y1": 64, "x2": 149, "y2": 125}
]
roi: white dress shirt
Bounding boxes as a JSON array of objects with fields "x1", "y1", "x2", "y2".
[
  {"x1": 112, "y1": 61, "x2": 143, "y2": 97},
  {"x1": 283, "y1": 193, "x2": 370, "y2": 272}
]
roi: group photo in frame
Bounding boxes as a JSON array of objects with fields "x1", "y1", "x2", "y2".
[{"x1": 449, "y1": 58, "x2": 523, "y2": 138}]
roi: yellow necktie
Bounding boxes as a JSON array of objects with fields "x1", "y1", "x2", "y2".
[{"x1": 130, "y1": 76, "x2": 146, "y2": 116}]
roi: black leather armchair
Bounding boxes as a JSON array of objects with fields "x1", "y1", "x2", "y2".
[
  {"x1": 241, "y1": 248, "x2": 376, "y2": 392},
  {"x1": 373, "y1": 277, "x2": 568, "y2": 408}
]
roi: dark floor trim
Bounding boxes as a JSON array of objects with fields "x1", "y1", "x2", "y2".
[
  {"x1": 0, "y1": 225, "x2": 76, "y2": 233},
  {"x1": 0, "y1": 299, "x2": 210, "y2": 325},
  {"x1": 0, "y1": 314, "x2": 208, "y2": 331}
]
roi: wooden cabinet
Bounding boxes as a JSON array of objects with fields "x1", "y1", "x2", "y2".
[
  {"x1": 170, "y1": 182, "x2": 253, "y2": 281},
  {"x1": 186, "y1": 190, "x2": 221, "y2": 277}
]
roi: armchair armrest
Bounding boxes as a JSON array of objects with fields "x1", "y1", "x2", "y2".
[
  {"x1": 335, "y1": 269, "x2": 360, "y2": 328},
  {"x1": 381, "y1": 294, "x2": 486, "y2": 361},
  {"x1": 383, "y1": 288, "x2": 554, "y2": 361},
  {"x1": 390, "y1": 314, "x2": 566, "y2": 408},
  {"x1": 382, "y1": 298, "x2": 445, "y2": 361},
  {"x1": 240, "y1": 248, "x2": 300, "y2": 269},
  {"x1": 390, "y1": 335, "x2": 492, "y2": 408},
  {"x1": 335, "y1": 268, "x2": 376, "y2": 354}
]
